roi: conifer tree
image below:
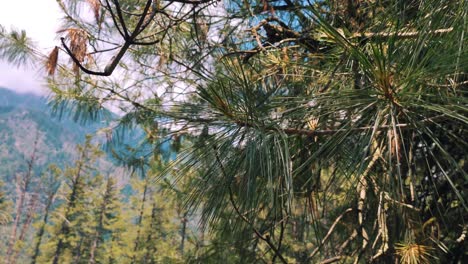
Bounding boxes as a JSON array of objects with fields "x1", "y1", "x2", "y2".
[
  {"x1": 0, "y1": 179, "x2": 12, "y2": 226},
  {"x1": 1, "y1": 0, "x2": 467, "y2": 262},
  {"x1": 41, "y1": 135, "x2": 103, "y2": 264},
  {"x1": 103, "y1": 204, "x2": 129, "y2": 264},
  {"x1": 0, "y1": 179, "x2": 12, "y2": 260},
  {"x1": 88, "y1": 176, "x2": 123, "y2": 264},
  {"x1": 129, "y1": 175, "x2": 150, "y2": 264},
  {"x1": 129, "y1": 189, "x2": 180, "y2": 264},
  {"x1": 6, "y1": 132, "x2": 39, "y2": 264},
  {"x1": 31, "y1": 165, "x2": 62, "y2": 264},
  {"x1": 124, "y1": 156, "x2": 182, "y2": 264}
]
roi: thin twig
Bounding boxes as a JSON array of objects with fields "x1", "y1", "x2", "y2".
[
  {"x1": 352, "y1": 27, "x2": 454, "y2": 40},
  {"x1": 308, "y1": 208, "x2": 353, "y2": 259},
  {"x1": 112, "y1": 0, "x2": 130, "y2": 38},
  {"x1": 320, "y1": 256, "x2": 344, "y2": 264},
  {"x1": 213, "y1": 149, "x2": 288, "y2": 264},
  {"x1": 61, "y1": 0, "x2": 157, "y2": 76},
  {"x1": 104, "y1": 0, "x2": 126, "y2": 38}
]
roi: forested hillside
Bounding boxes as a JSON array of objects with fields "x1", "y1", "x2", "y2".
[
  {"x1": 0, "y1": 88, "x2": 190, "y2": 263},
  {"x1": 0, "y1": 0, "x2": 467, "y2": 263},
  {"x1": 0, "y1": 87, "x2": 109, "y2": 179}
]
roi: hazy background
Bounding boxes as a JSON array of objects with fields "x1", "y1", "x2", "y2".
[{"x1": 0, "y1": 0, "x2": 62, "y2": 95}]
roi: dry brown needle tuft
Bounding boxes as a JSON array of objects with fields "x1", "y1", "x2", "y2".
[
  {"x1": 46, "y1": 46, "x2": 59, "y2": 76},
  {"x1": 61, "y1": 28, "x2": 88, "y2": 73},
  {"x1": 86, "y1": 0, "x2": 101, "y2": 22}
]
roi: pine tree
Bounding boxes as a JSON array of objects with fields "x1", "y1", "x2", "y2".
[
  {"x1": 0, "y1": 179, "x2": 12, "y2": 225},
  {"x1": 31, "y1": 165, "x2": 61, "y2": 264},
  {"x1": 88, "y1": 176, "x2": 124, "y2": 264},
  {"x1": 1, "y1": 0, "x2": 467, "y2": 262},
  {"x1": 41, "y1": 135, "x2": 103, "y2": 264},
  {"x1": 126, "y1": 158, "x2": 182, "y2": 264},
  {"x1": 130, "y1": 190, "x2": 180, "y2": 264},
  {"x1": 0, "y1": 179, "x2": 13, "y2": 260},
  {"x1": 6, "y1": 132, "x2": 39, "y2": 264},
  {"x1": 129, "y1": 175, "x2": 150, "y2": 264}
]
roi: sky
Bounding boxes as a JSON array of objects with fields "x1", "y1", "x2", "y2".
[{"x1": 0, "y1": 0, "x2": 62, "y2": 95}]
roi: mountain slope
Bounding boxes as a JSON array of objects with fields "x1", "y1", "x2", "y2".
[{"x1": 0, "y1": 87, "x2": 114, "y2": 182}]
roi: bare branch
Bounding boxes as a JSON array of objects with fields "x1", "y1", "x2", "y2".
[
  {"x1": 112, "y1": 0, "x2": 130, "y2": 38},
  {"x1": 61, "y1": 37, "x2": 130, "y2": 76},
  {"x1": 103, "y1": 0, "x2": 126, "y2": 38},
  {"x1": 61, "y1": 0, "x2": 158, "y2": 76}
]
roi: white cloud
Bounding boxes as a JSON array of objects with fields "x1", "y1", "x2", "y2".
[
  {"x1": 0, "y1": 63, "x2": 47, "y2": 94},
  {"x1": 0, "y1": 0, "x2": 61, "y2": 48},
  {"x1": 0, "y1": 0, "x2": 62, "y2": 94}
]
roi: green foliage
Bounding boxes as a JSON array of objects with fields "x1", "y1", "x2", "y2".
[
  {"x1": 1, "y1": 0, "x2": 468, "y2": 263},
  {"x1": 38, "y1": 136, "x2": 103, "y2": 263},
  {"x1": 0, "y1": 26, "x2": 37, "y2": 67},
  {"x1": 0, "y1": 179, "x2": 11, "y2": 225}
]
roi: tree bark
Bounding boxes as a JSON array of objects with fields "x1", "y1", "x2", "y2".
[
  {"x1": 6, "y1": 133, "x2": 39, "y2": 264},
  {"x1": 11, "y1": 192, "x2": 39, "y2": 263},
  {"x1": 180, "y1": 212, "x2": 188, "y2": 255},
  {"x1": 131, "y1": 179, "x2": 149, "y2": 264},
  {"x1": 31, "y1": 192, "x2": 56, "y2": 264}
]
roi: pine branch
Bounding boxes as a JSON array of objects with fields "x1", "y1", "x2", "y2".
[
  {"x1": 352, "y1": 27, "x2": 454, "y2": 40},
  {"x1": 61, "y1": 0, "x2": 159, "y2": 76},
  {"x1": 214, "y1": 149, "x2": 289, "y2": 264}
]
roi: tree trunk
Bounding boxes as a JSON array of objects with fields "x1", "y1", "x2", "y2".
[
  {"x1": 131, "y1": 179, "x2": 149, "y2": 264},
  {"x1": 31, "y1": 193, "x2": 55, "y2": 264},
  {"x1": 89, "y1": 177, "x2": 114, "y2": 264},
  {"x1": 180, "y1": 211, "x2": 188, "y2": 255},
  {"x1": 6, "y1": 133, "x2": 39, "y2": 264},
  {"x1": 72, "y1": 236, "x2": 84, "y2": 264},
  {"x1": 5, "y1": 176, "x2": 27, "y2": 263},
  {"x1": 51, "y1": 143, "x2": 87, "y2": 264},
  {"x1": 144, "y1": 202, "x2": 158, "y2": 263},
  {"x1": 11, "y1": 192, "x2": 39, "y2": 263}
]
